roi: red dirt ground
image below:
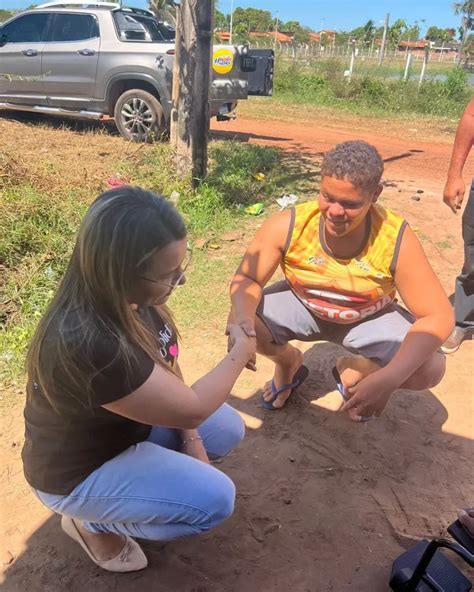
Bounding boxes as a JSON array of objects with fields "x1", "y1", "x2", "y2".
[{"x1": 1, "y1": 112, "x2": 473, "y2": 591}]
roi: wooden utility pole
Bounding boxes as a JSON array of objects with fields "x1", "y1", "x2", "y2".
[{"x1": 171, "y1": 0, "x2": 213, "y2": 185}]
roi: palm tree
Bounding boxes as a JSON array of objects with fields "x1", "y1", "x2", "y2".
[
  {"x1": 362, "y1": 19, "x2": 375, "y2": 47},
  {"x1": 454, "y1": 1, "x2": 474, "y2": 29},
  {"x1": 148, "y1": 0, "x2": 176, "y2": 25},
  {"x1": 454, "y1": 1, "x2": 474, "y2": 63}
]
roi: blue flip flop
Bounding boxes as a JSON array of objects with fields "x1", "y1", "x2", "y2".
[
  {"x1": 262, "y1": 364, "x2": 309, "y2": 410},
  {"x1": 332, "y1": 366, "x2": 371, "y2": 422}
]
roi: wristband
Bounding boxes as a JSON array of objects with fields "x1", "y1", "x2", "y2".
[{"x1": 181, "y1": 435, "x2": 203, "y2": 447}]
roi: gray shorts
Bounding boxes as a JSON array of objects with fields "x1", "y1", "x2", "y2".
[{"x1": 256, "y1": 281, "x2": 416, "y2": 367}]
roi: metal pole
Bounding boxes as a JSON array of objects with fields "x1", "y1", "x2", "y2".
[
  {"x1": 403, "y1": 51, "x2": 412, "y2": 80},
  {"x1": 229, "y1": 0, "x2": 233, "y2": 44},
  {"x1": 378, "y1": 12, "x2": 389, "y2": 66}
]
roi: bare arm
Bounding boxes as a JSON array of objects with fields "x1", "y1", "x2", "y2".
[
  {"x1": 229, "y1": 209, "x2": 291, "y2": 331},
  {"x1": 102, "y1": 326, "x2": 255, "y2": 429},
  {"x1": 342, "y1": 226, "x2": 454, "y2": 418},
  {"x1": 444, "y1": 98, "x2": 474, "y2": 212},
  {"x1": 383, "y1": 225, "x2": 454, "y2": 383}
]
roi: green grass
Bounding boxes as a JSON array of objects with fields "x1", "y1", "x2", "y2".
[
  {"x1": 271, "y1": 61, "x2": 471, "y2": 119},
  {"x1": 170, "y1": 250, "x2": 242, "y2": 333},
  {"x1": 0, "y1": 139, "x2": 309, "y2": 387}
]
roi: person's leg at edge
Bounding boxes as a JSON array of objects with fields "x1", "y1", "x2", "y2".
[
  {"x1": 35, "y1": 404, "x2": 244, "y2": 560},
  {"x1": 255, "y1": 281, "x2": 325, "y2": 409},
  {"x1": 445, "y1": 184, "x2": 474, "y2": 353},
  {"x1": 335, "y1": 305, "x2": 446, "y2": 420},
  {"x1": 257, "y1": 315, "x2": 304, "y2": 409}
]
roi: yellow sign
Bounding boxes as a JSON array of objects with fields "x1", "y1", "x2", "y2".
[{"x1": 212, "y1": 48, "x2": 234, "y2": 74}]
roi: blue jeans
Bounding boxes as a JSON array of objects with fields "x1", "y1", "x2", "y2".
[{"x1": 34, "y1": 403, "x2": 245, "y2": 541}]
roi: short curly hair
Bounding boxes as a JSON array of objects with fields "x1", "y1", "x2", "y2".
[{"x1": 321, "y1": 140, "x2": 384, "y2": 193}]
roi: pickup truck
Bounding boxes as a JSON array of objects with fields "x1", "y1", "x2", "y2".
[{"x1": 0, "y1": 1, "x2": 274, "y2": 141}]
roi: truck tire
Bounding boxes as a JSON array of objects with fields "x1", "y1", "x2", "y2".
[{"x1": 114, "y1": 89, "x2": 165, "y2": 142}]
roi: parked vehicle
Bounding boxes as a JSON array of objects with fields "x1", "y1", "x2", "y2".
[{"x1": 0, "y1": 1, "x2": 274, "y2": 141}]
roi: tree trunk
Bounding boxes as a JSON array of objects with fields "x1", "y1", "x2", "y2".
[{"x1": 174, "y1": 0, "x2": 214, "y2": 186}]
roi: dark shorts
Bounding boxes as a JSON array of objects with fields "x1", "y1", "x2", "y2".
[{"x1": 256, "y1": 281, "x2": 416, "y2": 366}]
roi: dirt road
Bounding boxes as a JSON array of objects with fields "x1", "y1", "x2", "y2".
[
  {"x1": 1, "y1": 113, "x2": 473, "y2": 591},
  {"x1": 212, "y1": 114, "x2": 457, "y2": 194}
]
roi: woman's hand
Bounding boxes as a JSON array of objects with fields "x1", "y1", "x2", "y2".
[
  {"x1": 226, "y1": 322, "x2": 257, "y2": 371},
  {"x1": 341, "y1": 369, "x2": 400, "y2": 420},
  {"x1": 182, "y1": 438, "x2": 210, "y2": 464},
  {"x1": 180, "y1": 429, "x2": 210, "y2": 463}
]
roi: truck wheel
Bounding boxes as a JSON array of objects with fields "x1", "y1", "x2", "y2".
[{"x1": 114, "y1": 89, "x2": 165, "y2": 142}]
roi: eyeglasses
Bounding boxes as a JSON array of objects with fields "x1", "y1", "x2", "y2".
[{"x1": 139, "y1": 248, "x2": 193, "y2": 290}]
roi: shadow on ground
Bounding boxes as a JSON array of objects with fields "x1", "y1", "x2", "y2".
[
  {"x1": 3, "y1": 342, "x2": 473, "y2": 592},
  {"x1": 0, "y1": 110, "x2": 117, "y2": 137}
]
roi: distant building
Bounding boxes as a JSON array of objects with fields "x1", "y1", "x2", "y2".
[
  {"x1": 308, "y1": 30, "x2": 336, "y2": 43},
  {"x1": 249, "y1": 31, "x2": 293, "y2": 44},
  {"x1": 429, "y1": 40, "x2": 460, "y2": 53},
  {"x1": 217, "y1": 31, "x2": 231, "y2": 42},
  {"x1": 397, "y1": 40, "x2": 430, "y2": 52}
]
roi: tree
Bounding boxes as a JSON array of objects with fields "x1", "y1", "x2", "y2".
[
  {"x1": 454, "y1": 1, "x2": 474, "y2": 33},
  {"x1": 233, "y1": 22, "x2": 250, "y2": 44},
  {"x1": 402, "y1": 23, "x2": 421, "y2": 42},
  {"x1": 232, "y1": 7, "x2": 273, "y2": 32},
  {"x1": 388, "y1": 18, "x2": 407, "y2": 48},
  {"x1": 0, "y1": 9, "x2": 15, "y2": 22},
  {"x1": 362, "y1": 19, "x2": 375, "y2": 46},
  {"x1": 148, "y1": 0, "x2": 176, "y2": 24},
  {"x1": 214, "y1": 7, "x2": 228, "y2": 31},
  {"x1": 425, "y1": 26, "x2": 455, "y2": 41},
  {"x1": 454, "y1": 1, "x2": 474, "y2": 62},
  {"x1": 283, "y1": 20, "x2": 310, "y2": 44}
]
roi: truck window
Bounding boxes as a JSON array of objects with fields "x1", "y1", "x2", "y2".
[
  {"x1": 51, "y1": 13, "x2": 99, "y2": 42},
  {"x1": 113, "y1": 11, "x2": 175, "y2": 43},
  {"x1": 1, "y1": 13, "x2": 49, "y2": 43}
]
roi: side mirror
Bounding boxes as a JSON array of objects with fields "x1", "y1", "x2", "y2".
[{"x1": 0, "y1": 34, "x2": 8, "y2": 48}]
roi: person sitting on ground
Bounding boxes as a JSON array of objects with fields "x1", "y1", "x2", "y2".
[
  {"x1": 228, "y1": 140, "x2": 453, "y2": 420},
  {"x1": 22, "y1": 187, "x2": 256, "y2": 573}
]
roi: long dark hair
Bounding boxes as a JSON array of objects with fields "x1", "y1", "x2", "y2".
[{"x1": 27, "y1": 186, "x2": 187, "y2": 409}]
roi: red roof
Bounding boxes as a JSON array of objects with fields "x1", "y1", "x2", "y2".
[
  {"x1": 398, "y1": 39, "x2": 429, "y2": 49},
  {"x1": 249, "y1": 31, "x2": 293, "y2": 43}
]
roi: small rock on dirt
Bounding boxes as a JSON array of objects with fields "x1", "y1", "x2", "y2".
[
  {"x1": 416, "y1": 189, "x2": 424, "y2": 194},
  {"x1": 410, "y1": 195, "x2": 421, "y2": 202},
  {"x1": 221, "y1": 230, "x2": 243, "y2": 242},
  {"x1": 2, "y1": 550, "x2": 14, "y2": 566},
  {"x1": 194, "y1": 238, "x2": 208, "y2": 250}
]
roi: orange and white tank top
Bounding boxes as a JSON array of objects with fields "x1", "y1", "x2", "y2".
[{"x1": 282, "y1": 201, "x2": 407, "y2": 324}]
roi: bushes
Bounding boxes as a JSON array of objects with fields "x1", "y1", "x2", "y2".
[
  {"x1": 0, "y1": 140, "x2": 286, "y2": 383},
  {"x1": 273, "y1": 61, "x2": 470, "y2": 118}
]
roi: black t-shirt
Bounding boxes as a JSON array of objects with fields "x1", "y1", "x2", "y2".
[{"x1": 22, "y1": 307, "x2": 179, "y2": 495}]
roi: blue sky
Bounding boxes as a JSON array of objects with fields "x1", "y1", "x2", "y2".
[{"x1": 0, "y1": 0, "x2": 461, "y2": 34}]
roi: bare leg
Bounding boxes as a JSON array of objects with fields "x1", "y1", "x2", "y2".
[
  {"x1": 256, "y1": 316, "x2": 303, "y2": 409},
  {"x1": 336, "y1": 352, "x2": 446, "y2": 421}
]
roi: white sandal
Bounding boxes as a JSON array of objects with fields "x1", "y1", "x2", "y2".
[{"x1": 61, "y1": 515, "x2": 148, "y2": 572}]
